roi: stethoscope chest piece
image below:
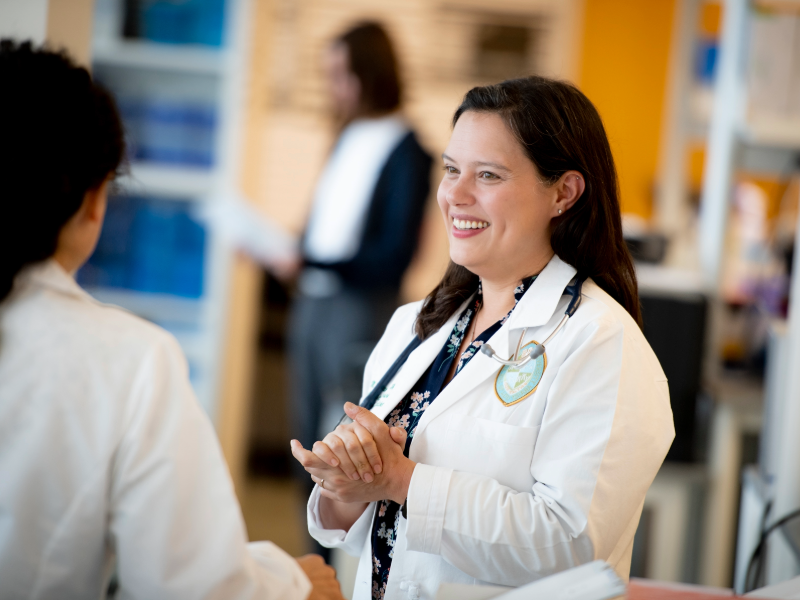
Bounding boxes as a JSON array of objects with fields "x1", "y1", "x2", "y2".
[{"x1": 493, "y1": 341, "x2": 547, "y2": 406}]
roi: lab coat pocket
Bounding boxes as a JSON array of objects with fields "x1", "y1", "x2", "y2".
[{"x1": 444, "y1": 414, "x2": 539, "y2": 492}]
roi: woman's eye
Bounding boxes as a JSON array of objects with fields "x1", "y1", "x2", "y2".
[
  {"x1": 480, "y1": 171, "x2": 499, "y2": 180},
  {"x1": 443, "y1": 165, "x2": 458, "y2": 174}
]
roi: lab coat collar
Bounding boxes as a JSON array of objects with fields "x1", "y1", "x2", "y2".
[
  {"x1": 505, "y1": 254, "x2": 578, "y2": 331},
  {"x1": 414, "y1": 254, "x2": 577, "y2": 437},
  {"x1": 14, "y1": 259, "x2": 94, "y2": 304},
  {"x1": 370, "y1": 297, "x2": 472, "y2": 423}
]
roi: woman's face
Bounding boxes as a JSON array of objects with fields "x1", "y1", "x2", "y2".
[
  {"x1": 437, "y1": 111, "x2": 558, "y2": 282},
  {"x1": 323, "y1": 42, "x2": 361, "y2": 122}
]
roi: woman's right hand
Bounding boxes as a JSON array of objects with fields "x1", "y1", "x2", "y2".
[{"x1": 311, "y1": 410, "x2": 405, "y2": 483}]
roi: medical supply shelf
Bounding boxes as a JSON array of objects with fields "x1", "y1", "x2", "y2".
[
  {"x1": 739, "y1": 115, "x2": 800, "y2": 149},
  {"x1": 695, "y1": 0, "x2": 800, "y2": 590},
  {"x1": 83, "y1": 0, "x2": 252, "y2": 420}
]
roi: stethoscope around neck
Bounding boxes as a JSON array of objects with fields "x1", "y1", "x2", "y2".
[
  {"x1": 480, "y1": 276, "x2": 586, "y2": 367},
  {"x1": 334, "y1": 276, "x2": 586, "y2": 429}
]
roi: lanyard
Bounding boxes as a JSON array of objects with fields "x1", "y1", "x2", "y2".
[{"x1": 335, "y1": 336, "x2": 421, "y2": 427}]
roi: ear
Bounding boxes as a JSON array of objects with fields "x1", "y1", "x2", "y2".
[
  {"x1": 83, "y1": 179, "x2": 110, "y2": 223},
  {"x1": 552, "y1": 170, "x2": 585, "y2": 218}
]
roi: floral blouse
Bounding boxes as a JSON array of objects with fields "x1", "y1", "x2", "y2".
[{"x1": 369, "y1": 275, "x2": 537, "y2": 599}]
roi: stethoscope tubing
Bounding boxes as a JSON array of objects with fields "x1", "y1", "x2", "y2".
[
  {"x1": 335, "y1": 276, "x2": 585, "y2": 428},
  {"x1": 481, "y1": 276, "x2": 584, "y2": 367}
]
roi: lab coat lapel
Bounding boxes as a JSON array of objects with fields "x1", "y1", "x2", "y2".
[
  {"x1": 369, "y1": 298, "x2": 472, "y2": 422},
  {"x1": 503, "y1": 255, "x2": 578, "y2": 336},
  {"x1": 414, "y1": 255, "x2": 578, "y2": 436},
  {"x1": 413, "y1": 328, "x2": 507, "y2": 436}
]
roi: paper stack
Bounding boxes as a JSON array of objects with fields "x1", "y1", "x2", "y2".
[{"x1": 436, "y1": 561, "x2": 625, "y2": 600}]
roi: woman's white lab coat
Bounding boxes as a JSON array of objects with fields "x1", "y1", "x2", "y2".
[
  {"x1": 307, "y1": 255, "x2": 675, "y2": 600},
  {"x1": 0, "y1": 261, "x2": 311, "y2": 600}
]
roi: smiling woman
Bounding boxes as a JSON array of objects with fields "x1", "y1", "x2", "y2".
[
  {"x1": 418, "y1": 77, "x2": 640, "y2": 342},
  {"x1": 293, "y1": 76, "x2": 675, "y2": 600}
]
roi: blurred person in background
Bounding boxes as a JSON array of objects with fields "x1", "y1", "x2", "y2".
[
  {"x1": 292, "y1": 77, "x2": 674, "y2": 599},
  {"x1": 279, "y1": 22, "x2": 432, "y2": 483},
  {"x1": 0, "y1": 40, "x2": 341, "y2": 600}
]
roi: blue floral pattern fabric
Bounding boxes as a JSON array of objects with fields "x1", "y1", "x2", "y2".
[{"x1": 369, "y1": 275, "x2": 537, "y2": 599}]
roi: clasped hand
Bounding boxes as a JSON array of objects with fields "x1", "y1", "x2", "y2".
[{"x1": 290, "y1": 402, "x2": 415, "y2": 505}]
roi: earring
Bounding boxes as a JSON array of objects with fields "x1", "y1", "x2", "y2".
[{"x1": 558, "y1": 209, "x2": 562, "y2": 214}]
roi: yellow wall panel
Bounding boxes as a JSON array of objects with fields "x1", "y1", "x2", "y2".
[{"x1": 578, "y1": 0, "x2": 676, "y2": 218}]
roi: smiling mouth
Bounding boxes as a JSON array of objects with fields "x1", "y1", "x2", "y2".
[{"x1": 453, "y1": 218, "x2": 490, "y2": 230}]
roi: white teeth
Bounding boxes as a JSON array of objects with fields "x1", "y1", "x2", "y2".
[{"x1": 453, "y1": 218, "x2": 489, "y2": 230}]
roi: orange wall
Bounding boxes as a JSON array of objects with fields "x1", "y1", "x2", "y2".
[{"x1": 578, "y1": 0, "x2": 676, "y2": 218}]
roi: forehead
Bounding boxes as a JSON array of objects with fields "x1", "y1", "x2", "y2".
[{"x1": 445, "y1": 111, "x2": 528, "y2": 165}]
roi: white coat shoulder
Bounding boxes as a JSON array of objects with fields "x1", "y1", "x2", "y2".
[
  {"x1": 0, "y1": 262, "x2": 312, "y2": 600},
  {"x1": 5, "y1": 260, "x2": 184, "y2": 373},
  {"x1": 575, "y1": 279, "x2": 667, "y2": 382}
]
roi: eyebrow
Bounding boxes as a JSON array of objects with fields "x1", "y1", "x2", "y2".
[{"x1": 441, "y1": 153, "x2": 511, "y2": 172}]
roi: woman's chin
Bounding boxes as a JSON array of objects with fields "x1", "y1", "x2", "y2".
[{"x1": 448, "y1": 252, "x2": 483, "y2": 275}]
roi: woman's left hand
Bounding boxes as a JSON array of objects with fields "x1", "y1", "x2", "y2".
[{"x1": 291, "y1": 403, "x2": 416, "y2": 505}]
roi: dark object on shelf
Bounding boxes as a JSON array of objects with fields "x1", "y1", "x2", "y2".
[
  {"x1": 77, "y1": 195, "x2": 206, "y2": 298},
  {"x1": 625, "y1": 233, "x2": 669, "y2": 264},
  {"x1": 640, "y1": 292, "x2": 708, "y2": 462},
  {"x1": 92, "y1": 68, "x2": 219, "y2": 170},
  {"x1": 122, "y1": 0, "x2": 226, "y2": 46},
  {"x1": 124, "y1": 99, "x2": 217, "y2": 168},
  {"x1": 122, "y1": 0, "x2": 142, "y2": 38},
  {"x1": 695, "y1": 38, "x2": 718, "y2": 85}
]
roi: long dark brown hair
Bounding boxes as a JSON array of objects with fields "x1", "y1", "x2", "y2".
[
  {"x1": 415, "y1": 76, "x2": 640, "y2": 340},
  {"x1": 336, "y1": 22, "x2": 402, "y2": 117}
]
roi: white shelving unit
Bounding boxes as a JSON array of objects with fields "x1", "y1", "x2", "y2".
[
  {"x1": 93, "y1": 38, "x2": 228, "y2": 74},
  {"x1": 656, "y1": 0, "x2": 714, "y2": 254},
  {"x1": 117, "y1": 162, "x2": 217, "y2": 199},
  {"x1": 697, "y1": 0, "x2": 800, "y2": 589},
  {"x1": 86, "y1": 0, "x2": 252, "y2": 420}
]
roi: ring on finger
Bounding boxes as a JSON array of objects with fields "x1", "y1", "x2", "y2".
[{"x1": 318, "y1": 479, "x2": 325, "y2": 490}]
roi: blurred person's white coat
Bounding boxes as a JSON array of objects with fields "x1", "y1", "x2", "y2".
[
  {"x1": 0, "y1": 260, "x2": 312, "y2": 600},
  {"x1": 307, "y1": 255, "x2": 675, "y2": 600}
]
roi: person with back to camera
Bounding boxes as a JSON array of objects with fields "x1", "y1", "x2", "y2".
[
  {"x1": 291, "y1": 77, "x2": 675, "y2": 599},
  {"x1": 0, "y1": 41, "x2": 343, "y2": 600},
  {"x1": 275, "y1": 22, "x2": 432, "y2": 471}
]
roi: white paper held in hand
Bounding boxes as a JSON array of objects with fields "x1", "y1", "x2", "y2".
[
  {"x1": 198, "y1": 194, "x2": 298, "y2": 264},
  {"x1": 435, "y1": 561, "x2": 625, "y2": 600}
]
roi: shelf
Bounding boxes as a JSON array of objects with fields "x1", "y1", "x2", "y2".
[
  {"x1": 117, "y1": 162, "x2": 217, "y2": 199},
  {"x1": 92, "y1": 39, "x2": 227, "y2": 74},
  {"x1": 754, "y1": 0, "x2": 800, "y2": 12},
  {"x1": 636, "y1": 264, "x2": 709, "y2": 297},
  {"x1": 739, "y1": 114, "x2": 800, "y2": 150},
  {"x1": 85, "y1": 286, "x2": 205, "y2": 326}
]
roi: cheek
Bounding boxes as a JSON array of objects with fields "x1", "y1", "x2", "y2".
[{"x1": 436, "y1": 180, "x2": 451, "y2": 216}]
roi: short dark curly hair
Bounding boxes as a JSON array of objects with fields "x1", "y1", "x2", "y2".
[{"x1": 0, "y1": 39, "x2": 125, "y2": 302}]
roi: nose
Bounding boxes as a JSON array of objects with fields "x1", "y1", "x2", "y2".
[{"x1": 441, "y1": 172, "x2": 474, "y2": 207}]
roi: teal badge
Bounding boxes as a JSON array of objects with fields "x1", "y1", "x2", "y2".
[{"x1": 494, "y1": 341, "x2": 547, "y2": 406}]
